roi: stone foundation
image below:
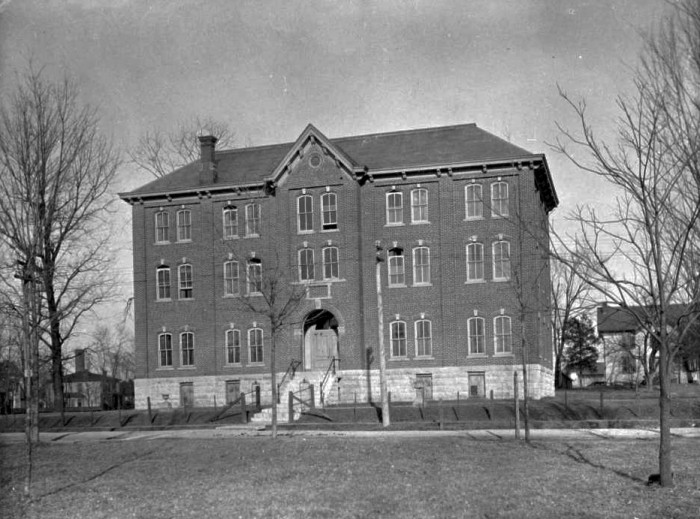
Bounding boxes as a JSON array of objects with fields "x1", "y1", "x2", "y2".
[{"x1": 134, "y1": 364, "x2": 553, "y2": 409}]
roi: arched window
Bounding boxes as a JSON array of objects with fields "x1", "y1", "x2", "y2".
[
  {"x1": 411, "y1": 188, "x2": 428, "y2": 223},
  {"x1": 468, "y1": 317, "x2": 485, "y2": 355},
  {"x1": 297, "y1": 195, "x2": 313, "y2": 232},
  {"x1": 298, "y1": 248, "x2": 315, "y2": 282},
  {"x1": 248, "y1": 328, "x2": 264, "y2": 364},
  {"x1": 245, "y1": 203, "x2": 261, "y2": 236},
  {"x1": 223, "y1": 207, "x2": 238, "y2": 239},
  {"x1": 466, "y1": 243, "x2": 484, "y2": 281},
  {"x1": 492, "y1": 241, "x2": 511, "y2": 281},
  {"x1": 413, "y1": 246, "x2": 430, "y2": 285},
  {"x1": 494, "y1": 315, "x2": 512, "y2": 354},
  {"x1": 322, "y1": 246, "x2": 339, "y2": 279},
  {"x1": 388, "y1": 248, "x2": 405, "y2": 286},
  {"x1": 465, "y1": 183, "x2": 483, "y2": 219},
  {"x1": 180, "y1": 332, "x2": 195, "y2": 366},
  {"x1": 156, "y1": 266, "x2": 171, "y2": 300},
  {"x1": 225, "y1": 329, "x2": 241, "y2": 364},
  {"x1": 177, "y1": 209, "x2": 192, "y2": 241},
  {"x1": 155, "y1": 211, "x2": 169, "y2": 243},
  {"x1": 321, "y1": 192, "x2": 338, "y2": 230},
  {"x1": 491, "y1": 181, "x2": 509, "y2": 217},
  {"x1": 386, "y1": 192, "x2": 403, "y2": 225},
  {"x1": 390, "y1": 320, "x2": 407, "y2": 358},
  {"x1": 158, "y1": 333, "x2": 173, "y2": 367},
  {"x1": 178, "y1": 264, "x2": 193, "y2": 299},
  {"x1": 223, "y1": 261, "x2": 239, "y2": 296},
  {"x1": 247, "y1": 259, "x2": 262, "y2": 295},
  {"x1": 415, "y1": 319, "x2": 432, "y2": 357}
]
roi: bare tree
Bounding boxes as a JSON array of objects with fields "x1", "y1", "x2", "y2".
[
  {"x1": 551, "y1": 253, "x2": 593, "y2": 388},
  {"x1": 551, "y1": 1, "x2": 700, "y2": 487},
  {"x1": 129, "y1": 116, "x2": 235, "y2": 179},
  {"x1": 86, "y1": 323, "x2": 135, "y2": 381},
  {"x1": 232, "y1": 252, "x2": 307, "y2": 439},
  {"x1": 0, "y1": 68, "x2": 121, "y2": 417}
]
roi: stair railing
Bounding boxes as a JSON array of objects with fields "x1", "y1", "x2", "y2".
[
  {"x1": 320, "y1": 357, "x2": 340, "y2": 407},
  {"x1": 277, "y1": 359, "x2": 302, "y2": 403}
]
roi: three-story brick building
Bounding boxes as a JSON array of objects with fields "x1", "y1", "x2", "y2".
[{"x1": 120, "y1": 123, "x2": 558, "y2": 409}]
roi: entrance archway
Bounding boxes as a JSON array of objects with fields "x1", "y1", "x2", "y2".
[{"x1": 303, "y1": 310, "x2": 339, "y2": 371}]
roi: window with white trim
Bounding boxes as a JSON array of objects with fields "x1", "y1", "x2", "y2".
[
  {"x1": 492, "y1": 240, "x2": 511, "y2": 281},
  {"x1": 178, "y1": 264, "x2": 193, "y2": 299},
  {"x1": 155, "y1": 211, "x2": 169, "y2": 243},
  {"x1": 181, "y1": 332, "x2": 195, "y2": 366},
  {"x1": 225, "y1": 329, "x2": 241, "y2": 364},
  {"x1": 388, "y1": 248, "x2": 405, "y2": 286},
  {"x1": 322, "y1": 246, "x2": 339, "y2": 280},
  {"x1": 413, "y1": 246, "x2": 430, "y2": 285},
  {"x1": 415, "y1": 319, "x2": 432, "y2": 357},
  {"x1": 466, "y1": 243, "x2": 484, "y2": 282},
  {"x1": 465, "y1": 184, "x2": 483, "y2": 219},
  {"x1": 386, "y1": 192, "x2": 403, "y2": 225},
  {"x1": 223, "y1": 207, "x2": 238, "y2": 239},
  {"x1": 177, "y1": 209, "x2": 192, "y2": 241},
  {"x1": 159, "y1": 333, "x2": 173, "y2": 367},
  {"x1": 321, "y1": 192, "x2": 338, "y2": 230},
  {"x1": 245, "y1": 203, "x2": 261, "y2": 236},
  {"x1": 390, "y1": 320, "x2": 407, "y2": 358},
  {"x1": 468, "y1": 317, "x2": 485, "y2": 354},
  {"x1": 249, "y1": 327, "x2": 264, "y2": 364},
  {"x1": 224, "y1": 261, "x2": 239, "y2": 296},
  {"x1": 411, "y1": 188, "x2": 428, "y2": 223},
  {"x1": 297, "y1": 195, "x2": 313, "y2": 233},
  {"x1": 494, "y1": 315, "x2": 512, "y2": 354},
  {"x1": 491, "y1": 181, "x2": 509, "y2": 217},
  {"x1": 156, "y1": 266, "x2": 171, "y2": 300},
  {"x1": 247, "y1": 259, "x2": 262, "y2": 295},
  {"x1": 298, "y1": 248, "x2": 315, "y2": 282}
]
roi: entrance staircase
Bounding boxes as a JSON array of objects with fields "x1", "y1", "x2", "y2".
[{"x1": 250, "y1": 358, "x2": 341, "y2": 424}]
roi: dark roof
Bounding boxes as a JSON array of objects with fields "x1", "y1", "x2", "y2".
[
  {"x1": 597, "y1": 304, "x2": 694, "y2": 334},
  {"x1": 64, "y1": 371, "x2": 118, "y2": 383},
  {"x1": 123, "y1": 123, "x2": 544, "y2": 198}
]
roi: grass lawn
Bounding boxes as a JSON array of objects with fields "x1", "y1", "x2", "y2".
[{"x1": 2, "y1": 436, "x2": 700, "y2": 518}]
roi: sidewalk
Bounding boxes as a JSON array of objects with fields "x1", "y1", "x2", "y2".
[{"x1": 2, "y1": 427, "x2": 700, "y2": 444}]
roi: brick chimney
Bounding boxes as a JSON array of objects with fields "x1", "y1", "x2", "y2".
[
  {"x1": 75, "y1": 349, "x2": 86, "y2": 373},
  {"x1": 198, "y1": 135, "x2": 218, "y2": 185}
]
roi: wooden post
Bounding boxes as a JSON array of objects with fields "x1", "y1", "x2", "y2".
[
  {"x1": 309, "y1": 385, "x2": 315, "y2": 409},
  {"x1": 490, "y1": 389, "x2": 494, "y2": 400},
  {"x1": 240, "y1": 393, "x2": 247, "y2": 424},
  {"x1": 214, "y1": 394, "x2": 217, "y2": 410},
  {"x1": 439, "y1": 399, "x2": 444, "y2": 431},
  {"x1": 514, "y1": 371, "x2": 520, "y2": 440},
  {"x1": 353, "y1": 393, "x2": 357, "y2": 422},
  {"x1": 288, "y1": 391, "x2": 294, "y2": 423},
  {"x1": 147, "y1": 397, "x2": 152, "y2": 425},
  {"x1": 599, "y1": 390, "x2": 604, "y2": 415},
  {"x1": 564, "y1": 389, "x2": 568, "y2": 409},
  {"x1": 457, "y1": 391, "x2": 460, "y2": 406},
  {"x1": 255, "y1": 385, "x2": 261, "y2": 409}
]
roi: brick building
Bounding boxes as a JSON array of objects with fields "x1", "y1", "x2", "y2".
[{"x1": 120, "y1": 123, "x2": 558, "y2": 409}]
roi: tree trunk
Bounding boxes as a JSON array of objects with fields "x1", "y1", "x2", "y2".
[
  {"x1": 270, "y1": 330, "x2": 277, "y2": 439},
  {"x1": 658, "y1": 330, "x2": 673, "y2": 487}
]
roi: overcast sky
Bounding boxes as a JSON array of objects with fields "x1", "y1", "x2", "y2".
[{"x1": 0, "y1": 0, "x2": 672, "y2": 324}]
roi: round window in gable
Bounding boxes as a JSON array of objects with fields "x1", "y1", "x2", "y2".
[{"x1": 309, "y1": 153, "x2": 323, "y2": 168}]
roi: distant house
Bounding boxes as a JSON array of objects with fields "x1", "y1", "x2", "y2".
[
  {"x1": 63, "y1": 349, "x2": 133, "y2": 409},
  {"x1": 596, "y1": 304, "x2": 700, "y2": 385}
]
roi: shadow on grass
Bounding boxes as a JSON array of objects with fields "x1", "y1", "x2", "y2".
[
  {"x1": 34, "y1": 447, "x2": 159, "y2": 501},
  {"x1": 530, "y1": 442, "x2": 646, "y2": 484}
]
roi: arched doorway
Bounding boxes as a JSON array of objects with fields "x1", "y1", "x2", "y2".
[{"x1": 303, "y1": 310, "x2": 339, "y2": 371}]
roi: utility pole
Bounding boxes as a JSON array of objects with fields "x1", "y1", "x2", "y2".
[{"x1": 375, "y1": 242, "x2": 390, "y2": 427}]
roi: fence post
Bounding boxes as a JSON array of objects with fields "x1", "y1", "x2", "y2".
[
  {"x1": 564, "y1": 389, "x2": 568, "y2": 409},
  {"x1": 388, "y1": 391, "x2": 392, "y2": 422},
  {"x1": 255, "y1": 385, "x2": 261, "y2": 409},
  {"x1": 288, "y1": 391, "x2": 294, "y2": 423},
  {"x1": 147, "y1": 396, "x2": 152, "y2": 426},
  {"x1": 457, "y1": 391, "x2": 460, "y2": 406},
  {"x1": 599, "y1": 390, "x2": 604, "y2": 415},
  {"x1": 309, "y1": 385, "x2": 316, "y2": 409},
  {"x1": 214, "y1": 394, "x2": 217, "y2": 410},
  {"x1": 514, "y1": 371, "x2": 520, "y2": 440},
  {"x1": 439, "y1": 399, "x2": 444, "y2": 431},
  {"x1": 353, "y1": 393, "x2": 357, "y2": 422},
  {"x1": 240, "y1": 393, "x2": 247, "y2": 424}
]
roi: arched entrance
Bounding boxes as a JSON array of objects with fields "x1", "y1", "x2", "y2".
[{"x1": 303, "y1": 310, "x2": 339, "y2": 371}]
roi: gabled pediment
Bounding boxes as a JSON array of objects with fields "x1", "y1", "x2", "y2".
[{"x1": 268, "y1": 124, "x2": 362, "y2": 187}]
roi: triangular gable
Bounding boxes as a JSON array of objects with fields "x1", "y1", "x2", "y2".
[{"x1": 269, "y1": 124, "x2": 361, "y2": 186}]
